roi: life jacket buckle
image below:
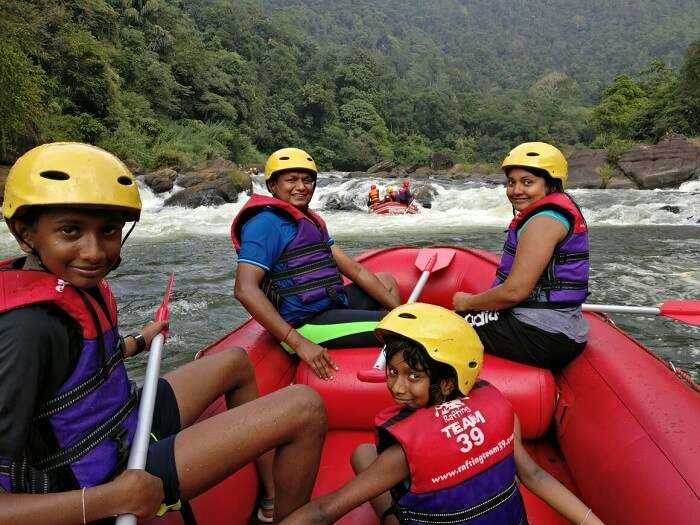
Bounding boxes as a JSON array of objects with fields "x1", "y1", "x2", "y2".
[{"x1": 326, "y1": 286, "x2": 343, "y2": 306}]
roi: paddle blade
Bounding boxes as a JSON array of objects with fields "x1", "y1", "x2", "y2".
[
  {"x1": 415, "y1": 248, "x2": 455, "y2": 273},
  {"x1": 154, "y1": 273, "x2": 175, "y2": 339},
  {"x1": 659, "y1": 300, "x2": 700, "y2": 326},
  {"x1": 357, "y1": 368, "x2": 387, "y2": 383}
]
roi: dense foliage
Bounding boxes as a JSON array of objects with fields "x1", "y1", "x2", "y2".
[{"x1": 1, "y1": 0, "x2": 699, "y2": 169}]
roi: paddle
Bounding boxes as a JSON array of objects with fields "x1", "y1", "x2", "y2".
[
  {"x1": 116, "y1": 273, "x2": 175, "y2": 525},
  {"x1": 357, "y1": 248, "x2": 456, "y2": 383},
  {"x1": 582, "y1": 299, "x2": 700, "y2": 326},
  {"x1": 402, "y1": 197, "x2": 416, "y2": 215}
]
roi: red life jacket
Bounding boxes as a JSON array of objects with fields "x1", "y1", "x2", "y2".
[
  {"x1": 0, "y1": 259, "x2": 137, "y2": 493},
  {"x1": 375, "y1": 381, "x2": 526, "y2": 524},
  {"x1": 230, "y1": 194, "x2": 328, "y2": 250}
]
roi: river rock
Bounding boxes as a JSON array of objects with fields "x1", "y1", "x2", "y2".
[
  {"x1": 163, "y1": 160, "x2": 252, "y2": 208},
  {"x1": 143, "y1": 168, "x2": 178, "y2": 193},
  {"x1": 124, "y1": 159, "x2": 146, "y2": 176},
  {"x1": 412, "y1": 183, "x2": 437, "y2": 208},
  {"x1": 429, "y1": 152, "x2": 454, "y2": 170},
  {"x1": 321, "y1": 193, "x2": 360, "y2": 211},
  {"x1": 605, "y1": 174, "x2": 637, "y2": 189},
  {"x1": 618, "y1": 134, "x2": 700, "y2": 189},
  {"x1": 566, "y1": 149, "x2": 607, "y2": 189},
  {"x1": 465, "y1": 173, "x2": 503, "y2": 186},
  {"x1": 411, "y1": 166, "x2": 442, "y2": 179},
  {"x1": 367, "y1": 160, "x2": 395, "y2": 173},
  {"x1": 164, "y1": 186, "x2": 230, "y2": 207}
]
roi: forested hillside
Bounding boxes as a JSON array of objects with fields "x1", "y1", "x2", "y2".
[
  {"x1": 1, "y1": 0, "x2": 699, "y2": 170},
  {"x1": 264, "y1": 0, "x2": 699, "y2": 100}
]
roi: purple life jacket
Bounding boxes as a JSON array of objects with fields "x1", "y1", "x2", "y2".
[
  {"x1": 0, "y1": 261, "x2": 137, "y2": 493},
  {"x1": 375, "y1": 381, "x2": 526, "y2": 524},
  {"x1": 493, "y1": 192, "x2": 589, "y2": 308},
  {"x1": 231, "y1": 194, "x2": 346, "y2": 314}
]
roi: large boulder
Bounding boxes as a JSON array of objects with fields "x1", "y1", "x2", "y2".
[
  {"x1": 367, "y1": 160, "x2": 395, "y2": 173},
  {"x1": 163, "y1": 160, "x2": 252, "y2": 208},
  {"x1": 411, "y1": 166, "x2": 442, "y2": 179},
  {"x1": 142, "y1": 168, "x2": 178, "y2": 194},
  {"x1": 465, "y1": 173, "x2": 503, "y2": 186},
  {"x1": 605, "y1": 174, "x2": 637, "y2": 189},
  {"x1": 164, "y1": 186, "x2": 231, "y2": 207},
  {"x1": 429, "y1": 152, "x2": 454, "y2": 170},
  {"x1": 412, "y1": 183, "x2": 438, "y2": 209},
  {"x1": 566, "y1": 149, "x2": 607, "y2": 189},
  {"x1": 618, "y1": 134, "x2": 700, "y2": 189}
]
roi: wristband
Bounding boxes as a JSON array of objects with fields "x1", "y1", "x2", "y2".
[
  {"x1": 129, "y1": 332, "x2": 147, "y2": 354},
  {"x1": 282, "y1": 326, "x2": 293, "y2": 344}
]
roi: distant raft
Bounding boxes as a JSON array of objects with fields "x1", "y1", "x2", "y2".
[{"x1": 369, "y1": 199, "x2": 419, "y2": 215}]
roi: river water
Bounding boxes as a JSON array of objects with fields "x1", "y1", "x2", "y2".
[{"x1": 2, "y1": 174, "x2": 698, "y2": 382}]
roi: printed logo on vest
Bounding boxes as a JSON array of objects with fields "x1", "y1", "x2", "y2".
[
  {"x1": 434, "y1": 399, "x2": 487, "y2": 454},
  {"x1": 55, "y1": 279, "x2": 66, "y2": 292}
]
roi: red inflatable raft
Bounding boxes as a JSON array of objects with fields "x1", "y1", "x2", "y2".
[
  {"x1": 157, "y1": 246, "x2": 700, "y2": 525},
  {"x1": 369, "y1": 200, "x2": 419, "y2": 215}
]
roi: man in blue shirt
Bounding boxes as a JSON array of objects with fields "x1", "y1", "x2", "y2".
[{"x1": 232, "y1": 148, "x2": 401, "y2": 380}]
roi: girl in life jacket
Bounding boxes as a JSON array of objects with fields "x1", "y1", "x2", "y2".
[
  {"x1": 453, "y1": 142, "x2": 589, "y2": 370},
  {"x1": 232, "y1": 148, "x2": 401, "y2": 381},
  {"x1": 280, "y1": 303, "x2": 604, "y2": 525},
  {"x1": 0, "y1": 143, "x2": 326, "y2": 524}
]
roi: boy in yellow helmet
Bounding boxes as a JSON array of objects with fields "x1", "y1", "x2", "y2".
[{"x1": 0, "y1": 143, "x2": 326, "y2": 523}]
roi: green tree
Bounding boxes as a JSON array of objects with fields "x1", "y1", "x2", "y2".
[
  {"x1": 592, "y1": 75, "x2": 648, "y2": 139},
  {"x1": 674, "y1": 39, "x2": 700, "y2": 134},
  {"x1": 0, "y1": 46, "x2": 44, "y2": 160}
]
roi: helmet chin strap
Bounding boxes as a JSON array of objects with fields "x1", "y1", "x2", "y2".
[
  {"x1": 110, "y1": 221, "x2": 137, "y2": 272},
  {"x1": 5, "y1": 219, "x2": 47, "y2": 270}
]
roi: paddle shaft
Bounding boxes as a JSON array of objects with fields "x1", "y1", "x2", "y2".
[
  {"x1": 115, "y1": 333, "x2": 165, "y2": 525},
  {"x1": 583, "y1": 304, "x2": 660, "y2": 315},
  {"x1": 371, "y1": 265, "x2": 433, "y2": 370}
]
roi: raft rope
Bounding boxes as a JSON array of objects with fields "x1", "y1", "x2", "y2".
[{"x1": 598, "y1": 313, "x2": 700, "y2": 394}]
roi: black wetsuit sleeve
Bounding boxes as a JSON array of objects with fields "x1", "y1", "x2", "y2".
[{"x1": 0, "y1": 306, "x2": 77, "y2": 459}]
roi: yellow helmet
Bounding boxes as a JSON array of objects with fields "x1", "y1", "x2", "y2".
[
  {"x1": 501, "y1": 142, "x2": 568, "y2": 186},
  {"x1": 264, "y1": 147, "x2": 318, "y2": 180},
  {"x1": 375, "y1": 303, "x2": 484, "y2": 395},
  {"x1": 386, "y1": 185, "x2": 394, "y2": 192},
  {"x1": 3, "y1": 142, "x2": 141, "y2": 221}
]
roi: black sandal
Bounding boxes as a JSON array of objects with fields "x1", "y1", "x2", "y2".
[{"x1": 381, "y1": 506, "x2": 398, "y2": 524}]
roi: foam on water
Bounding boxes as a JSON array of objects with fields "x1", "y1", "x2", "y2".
[
  {"x1": 132, "y1": 174, "x2": 700, "y2": 241},
  {"x1": 0, "y1": 173, "x2": 697, "y2": 251}
]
